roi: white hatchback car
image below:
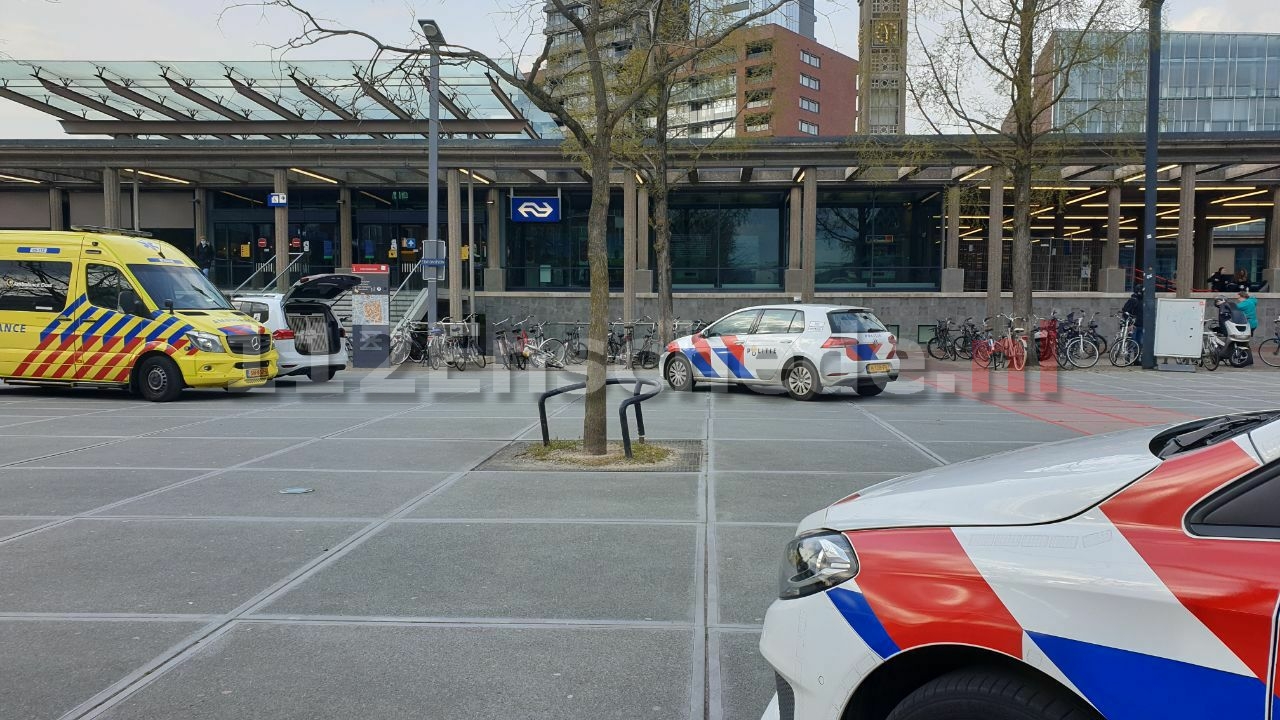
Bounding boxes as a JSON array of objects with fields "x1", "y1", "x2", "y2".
[
  {"x1": 231, "y1": 273, "x2": 358, "y2": 382},
  {"x1": 661, "y1": 304, "x2": 899, "y2": 400}
]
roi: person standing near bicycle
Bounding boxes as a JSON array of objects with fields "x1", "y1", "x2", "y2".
[
  {"x1": 1122, "y1": 288, "x2": 1144, "y2": 346},
  {"x1": 1236, "y1": 289, "x2": 1259, "y2": 336}
]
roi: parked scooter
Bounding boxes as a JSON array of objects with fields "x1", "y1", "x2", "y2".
[{"x1": 1213, "y1": 297, "x2": 1254, "y2": 368}]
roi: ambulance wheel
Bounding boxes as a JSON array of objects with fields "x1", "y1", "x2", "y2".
[
  {"x1": 136, "y1": 356, "x2": 183, "y2": 403},
  {"x1": 665, "y1": 355, "x2": 694, "y2": 391},
  {"x1": 886, "y1": 668, "x2": 1102, "y2": 720},
  {"x1": 784, "y1": 359, "x2": 821, "y2": 401}
]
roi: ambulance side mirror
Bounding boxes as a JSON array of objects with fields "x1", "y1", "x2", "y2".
[{"x1": 118, "y1": 290, "x2": 148, "y2": 317}]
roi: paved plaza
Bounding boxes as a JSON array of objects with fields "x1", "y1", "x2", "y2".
[{"x1": 2, "y1": 367, "x2": 1279, "y2": 720}]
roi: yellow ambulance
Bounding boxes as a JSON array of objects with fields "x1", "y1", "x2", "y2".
[{"x1": 0, "y1": 227, "x2": 277, "y2": 401}]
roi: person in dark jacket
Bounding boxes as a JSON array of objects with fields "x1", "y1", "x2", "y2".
[
  {"x1": 1122, "y1": 289, "x2": 1144, "y2": 345},
  {"x1": 1207, "y1": 267, "x2": 1231, "y2": 292},
  {"x1": 194, "y1": 236, "x2": 214, "y2": 278}
]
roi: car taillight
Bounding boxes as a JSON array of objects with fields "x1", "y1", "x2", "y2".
[
  {"x1": 822, "y1": 337, "x2": 858, "y2": 348},
  {"x1": 339, "y1": 328, "x2": 347, "y2": 338},
  {"x1": 272, "y1": 328, "x2": 295, "y2": 341}
]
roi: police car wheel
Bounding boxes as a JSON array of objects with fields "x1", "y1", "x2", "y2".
[
  {"x1": 784, "y1": 360, "x2": 820, "y2": 401},
  {"x1": 665, "y1": 355, "x2": 694, "y2": 391},
  {"x1": 136, "y1": 356, "x2": 183, "y2": 403},
  {"x1": 886, "y1": 668, "x2": 1101, "y2": 720},
  {"x1": 309, "y1": 367, "x2": 334, "y2": 383}
]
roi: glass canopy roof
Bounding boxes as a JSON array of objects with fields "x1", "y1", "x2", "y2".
[{"x1": 0, "y1": 59, "x2": 560, "y2": 139}]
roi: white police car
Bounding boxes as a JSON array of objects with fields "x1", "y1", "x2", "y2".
[
  {"x1": 231, "y1": 274, "x2": 358, "y2": 382},
  {"x1": 661, "y1": 304, "x2": 899, "y2": 400}
]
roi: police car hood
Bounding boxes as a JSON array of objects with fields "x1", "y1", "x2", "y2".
[{"x1": 802, "y1": 428, "x2": 1162, "y2": 532}]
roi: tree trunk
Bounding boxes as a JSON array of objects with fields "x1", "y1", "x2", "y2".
[
  {"x1": 1010, "y1": 161, "x2": 1035, "y2": 366},
  {"x1": 654, "y1": 190, "x2": 673, "y2": 345},
  {"x1": 583, "y1": 143, "x2": 613, "y2": 455}
]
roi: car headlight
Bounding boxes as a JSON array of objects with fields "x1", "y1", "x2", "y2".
[
  {"x1": 779, "y1": 530, "x2": 858, "y2": 600},
  {"x1": 186, "y1": 331, "x2": 225, "y2": 354}
]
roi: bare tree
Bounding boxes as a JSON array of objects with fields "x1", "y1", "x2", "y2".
[
  {"x1": 243, "y1": 0, "x2": 788, "y2": 453},
  {"x1": 909, "y1": 0, "x2": 1143, "y2": 360}
]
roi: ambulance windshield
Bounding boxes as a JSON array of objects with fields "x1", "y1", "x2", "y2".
[{"x1": 128, "y1": 265, "x2": 232, "y2": 311}]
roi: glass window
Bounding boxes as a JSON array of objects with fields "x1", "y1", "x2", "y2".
[
  {"x1": 801, "y1": 50, "x2": 821, "y2": 68},
  {"x1": 127, "y1": 265, "x2": 232, "y2": 311},
  {"x1": 234, "y1": 301, "x2": 271, "y2": 323},
  {"x1": 1198, "y1": 474, "x2": 1280, "y2": 531},
  {"x1": 788, "y1": 312, "x2": 809, "y2": 333},
  {"x1": 799, "y1": 120, "x2": 819, "y2": 135},
  {"x1": 828, "y1": 310, "x2": 887, "y2": 334},
  {"x1": 0, "y1": 260, "x2": 71, "y2": 312},
  {"x1": 666, "y1": 192, "x2": 784, "y2": 291},
  {"x1": 85, "y1": 264, "x2": 135, "y2": 310},
  {"x1": 756, "y1": 309, "x2": 801, "y2": 334},
  {"x1": 800, "y1": 97, "x2": 820, "y2": 113},
  {"x1": 707, "y1": 310, "x2": 760, "y2": 337},
  {"x1": 800, "y1": 73, "x2": 820, "y2": 90}
]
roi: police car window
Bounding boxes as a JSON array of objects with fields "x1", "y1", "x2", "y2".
[
  {"x1": 708, "y1": 311, "x2": 759, "y2": 336},
  {"x1": 756, "y1": 309, "x2": 801, "y2": 334},
  {"x1": 1193, "y1": 473, "x2": 1280, "y2": 536},
  {"x1": 0, "y1": 260, "x2": 71, "y2": 313},
  {"x1": 828, "y1": 310, "x2": 886, "y2": 334},
  {"x1": 788, "y1": 313, "x2": 808, "y2": 333},
  {"x1": 238, "y1": 302, "x2": 269, "y2": 323},
  {"x1": 85, "y1": 264, "x2": 133, "y2": 309}
]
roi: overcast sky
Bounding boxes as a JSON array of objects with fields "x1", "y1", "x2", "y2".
[{"x1": 1, "y1": 0, "x2": 1276, "y2": 137}]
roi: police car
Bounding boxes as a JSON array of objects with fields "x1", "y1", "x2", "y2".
[
  {"x1": 761, "y1": 411, "x2": 1280, "y2": 720},
  {"x1": 661, "y1": 304, "x2": 899, "y2": 400}
]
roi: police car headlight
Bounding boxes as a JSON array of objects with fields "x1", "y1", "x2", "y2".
[
  {"x1": 779, "y1": 530, "x2": 858, "y2": 600},
  {"x1": 186, "y1": 331, "x2": 225, "y2": 353}
]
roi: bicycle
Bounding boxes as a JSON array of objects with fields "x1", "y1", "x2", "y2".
[
  {"x1": 927, "y1": 318, "x2": 957, "y2": 361},
  {"x1": 1109, "y1": 312, "x2": 1141, "y2": 367},
  {"x1": 560, "y1": 322, "x2": 586, "y2": 365},
  {"x1": 525, "y1": 320, "x2": 565, "y2": 369},
  {"x1": 460, "y1": 313, "x2": 486, "y2": 369},
  {"x1": 1200, "y1": 320, "x2": 1223, "y2": 371},
  {"x1": 1052, "y1": 311, "x2": 1100, "y2": 370},
  {"x1": 973, "y1": 315, "x2": 1026, "y2": 370},
  {"x1": 631, "y1": 317, "x2": 660, "y2": 369},
  {"x1": 1257, "y1": 316, "x2": 1280, "y2": 368},
  {"x1": 951, "y1": 317, "x2": 979, "y2": 360}
]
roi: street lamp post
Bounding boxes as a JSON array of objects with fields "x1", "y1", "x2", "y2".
[
  {"x1": 419, "y1": 19, "x2": 445, "y2": 327},
  {"x1": 1140, "y1": 0, "x2": 1163, "y2": 369}
]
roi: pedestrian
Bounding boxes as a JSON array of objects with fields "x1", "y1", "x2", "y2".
[
  {"x1": 194, "y1": 236, "x2": 214, "y2": 278},
  {"x1": 1207, "y1": 266, "x2": 1230, "y2": 292},
  {"x1": 1122, "y1": 288, "x2": 1144, "y2": 346},
  {"x1": 1233, "y1": 269, "x2": 1250, "y2": 292},
  {"x1": 1236, "y1": 289, "x2": 1259, "y2": 335}
]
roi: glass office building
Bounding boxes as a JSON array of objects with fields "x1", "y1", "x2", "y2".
[{"x1": 1053, "y1": 31, "x2": 1280, "y2": 134}]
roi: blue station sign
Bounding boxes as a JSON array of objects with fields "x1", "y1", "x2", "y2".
[
  {"x1": 267, "y1": 192, "x2": 288, "y2": 207},
  {"x1": 510, "y1": 196, "x2": 561, "y2": 223}
]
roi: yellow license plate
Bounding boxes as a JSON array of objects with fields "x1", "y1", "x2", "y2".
[
  {"x1": 866, "y1": 363, "x2": 891, "y2": 374},
  {"x1": 246, "y1": 367, "x2": 269, "y2": 379}
]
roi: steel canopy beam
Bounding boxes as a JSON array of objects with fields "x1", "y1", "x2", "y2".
[
  {"x1": 0, "y1": 86, "x2": 83, "y2": 121},
  {"x1": 290, "y1": 74, "x2": 387, "y2": 140},
  {"x1": 98, "y1": 76, "x2": 235, "y2": 141},
  {"x1": 227, "y1": 76, "x2": 337, "y2": 140},
  {"x1": 486, "y1": 73, "x2": 540, "y2": 140},
  {"x1": 58, "y1": 119, "x2": 534, "y2": 135}
]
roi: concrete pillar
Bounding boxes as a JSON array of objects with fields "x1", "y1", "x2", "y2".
[
  {"x1": 192, "y1": 188, "x2": 207, "y2": 245},
  {"x1": 623, "y1": 173, "x2": 637, "y2": 322},
  {"x1": 635, "y1": 185, "x2": 652, "y2": 291},
  {"x1": 485, "y1": 188, "x2": 504, "y2": 291},
  {"x1": 48, "y1": 188, "x2": 65, "y2": 230},
  {"x1": 447, "y1": 169, "x2": 463, "y2": 319},
  {"x1": 1176, "y1": 165, "x2": 1196, "y2": 298},
  {"x1": 1266, "y1": 186, "x2": 1280, "y2": 292},
  {"x1": 1194, "y1": 199, "x2": 1213, "y2": 290},
  {"x1": 785, "y1": 186, "x2": 804, "y2": 295},
  {"x1": 273, "y1": 169, "x2": 289, "y2": 291},
  {"x1": 941, "y1": 185, "x2": 964, "y2": 292},
  {"x1": 338, "y1": 186, "x2": 353, "y2": 269},
  {"x1": 1100, "y1": 184, "x2": 1126, "y2": 293},
  {"x1": 102, "y1": 167, "x2": 121, "y2": 227},
  {"x1": 801, "y1": 168, "x2": 817, "y2": 302},
  {"x1": 986, "y1": 168, "x2": 1005, "y2": 319}
]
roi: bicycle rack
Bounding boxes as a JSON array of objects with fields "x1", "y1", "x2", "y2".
[{"x1": 537, "y1": 377, "x2": 663, "y2": 459}]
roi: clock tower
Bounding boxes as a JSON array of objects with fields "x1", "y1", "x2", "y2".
[{"x1": 858, "y1": 0, "x2": 908, "y2": 134}]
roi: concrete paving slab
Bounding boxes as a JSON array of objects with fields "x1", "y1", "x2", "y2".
[
  {"x1": 716, "y1": 631, "x2": 772, "y2": 720},
  {"x1": 520, "y1": 415, "x2": 707, "y2": 441},
  {"x1": 715, "y1": 525, "x2": 795, "y2": 626},
  {"x1": 0, "y1": 620, "x2": 203, "y2": 720},
  {"x1": 923, "y1": 442, "x2": 1041, "y2": 463},
  {"x1": 339, "y1": 416, "x2": 536, "y2": 440},
  {"x1": 0, "y1": 415, "x2": 198, "y2": 437},
  {"x1": 713, "y1": 417, "x2": 898, "y2": 442},
  {"x1": 266, "y1": 523, "x2": 698, "y2": 621},
  {"x1": 0, "y1": 519, "x2": 361, "y2": 613},
  {"x1": 23, "y1": 438, "x2": 301, "y2": 469},
  {"x1": 0, "y1": 517, "x2": 51, "y2": 538},
  {"x1": 0, "y1": 436, "x2": 109, "y2": 465},
  {"x1": 0, "y1": 468, "x2": 202, "y2": 515},
  {"x1": 148, "y1": 417, "x2": 368, "y2": 439},
  {"x1": 711, "y1": 440, "x2": 937, "y2": 474},
  {"x1": 98, "y1": 622, "x2": 694, "y2": 720},
  {"x1": 884, "y1": 419, "x2": 1080, "y2": 443},
  {"x1": 248, "y1": 439, "x2": 505, "y2": 473},
  {"x1": 102, "y1": 471, "x2": 453, "y2": 518},
  {"x1": 408, "y1": 471, "x2": 700, "y2": 520},
  {"x1": 713, "y1": 472, "x2": 897, "y2": 523}
]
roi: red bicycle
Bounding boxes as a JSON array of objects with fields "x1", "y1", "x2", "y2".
[{"x1": 972, "y1": 314, "x2": 1027, "y2": 370}]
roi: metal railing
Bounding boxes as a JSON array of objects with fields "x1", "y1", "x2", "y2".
[
  {"x1": 537, "y1": 377, "x2": 662, "y2": 459},
  {"x1": 230, "y1": 253, "x2": 306, "y2": 294}
]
